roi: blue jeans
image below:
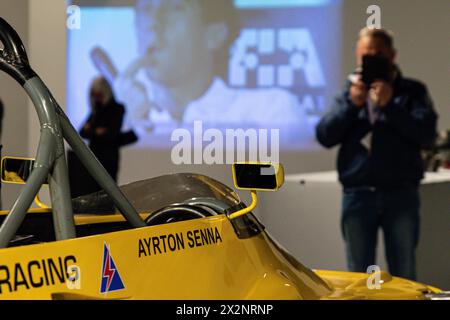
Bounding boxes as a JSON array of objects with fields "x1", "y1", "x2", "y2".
[{"x1": 341, "y1": 185, "x2": 420, "y2": 280}]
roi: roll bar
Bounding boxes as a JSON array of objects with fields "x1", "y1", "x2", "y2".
[{"x1": 0, "y1": 17, "x2": 146, "y2": 248}]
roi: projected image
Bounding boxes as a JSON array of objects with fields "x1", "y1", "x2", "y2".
[{"x1": 68, "y1": 0, "x2": 342, "y2": 150}]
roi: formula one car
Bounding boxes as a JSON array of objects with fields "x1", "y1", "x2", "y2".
[{"x1": 0, "y1": 17, "x2": 446, "y2": 300}]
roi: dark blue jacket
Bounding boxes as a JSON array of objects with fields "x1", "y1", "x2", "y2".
[{"x1": 316, "y1": 72, "x2": 438, "y2": 189}]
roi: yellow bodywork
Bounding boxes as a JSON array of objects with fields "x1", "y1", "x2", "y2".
[{"x1": 0, "y1": 210, "x2": 440, "y2": 300}]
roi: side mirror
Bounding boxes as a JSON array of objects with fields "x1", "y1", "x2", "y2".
[
  {"x1": 232, "y1": 162, "x2": 284, "y2": 192},
  {"x1": 1, "y1": 157, "x2": 50, "y2": 209},
  {"x1": 1, "y1": 157, "x2": 48, "y2": 185}
]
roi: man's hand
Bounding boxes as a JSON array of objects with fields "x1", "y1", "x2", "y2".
[
  {"x1": 83, "y1": 123, "x2": 91, "y2": 131},
  {"x1": 370, "y1": 80, "x2": 393, "y2": 107},
  {"x1": 349, "y1": 78, "x2": 368, "y2": 108},
  {"x1": 95, "y1": 127, "x2": 108, "y2": 136}
]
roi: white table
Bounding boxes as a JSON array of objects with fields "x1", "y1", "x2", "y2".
[{"x1": 259, "y1": 170, "x2": 450, "y2": 289}]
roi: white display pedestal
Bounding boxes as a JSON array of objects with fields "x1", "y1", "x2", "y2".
[{"x1": 259, "y1": 170, "x2": 450, "y2": 289}]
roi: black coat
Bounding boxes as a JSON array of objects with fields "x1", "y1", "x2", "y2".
[
  {"x1": 80, "y1": 100, "x2": 125, "y2": 163},
  {"x1": 316, "y1": 72, "x2": 438, "y2": 189},
  {"x1": 70, "y1": 100, "x2": 125, "y2": 198}
]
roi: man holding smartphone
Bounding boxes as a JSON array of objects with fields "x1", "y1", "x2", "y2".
[{"x1": 316, "y1": 28, "x2": 438, "y2": 280}]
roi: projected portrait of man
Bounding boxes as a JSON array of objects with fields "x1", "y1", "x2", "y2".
[{"x1": 112, "y1": 0, "x2": 307, "y2": 130}]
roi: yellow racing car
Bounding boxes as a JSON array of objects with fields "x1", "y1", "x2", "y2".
[{"x1": 0, "y1": 17, "x2": 446, "y2": 300}]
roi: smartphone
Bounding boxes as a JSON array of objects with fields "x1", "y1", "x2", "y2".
[{"x1": 361, "y1": 55, "x2": 391, "y2": 86}]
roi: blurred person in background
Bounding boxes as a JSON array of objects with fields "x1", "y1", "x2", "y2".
[
  {"x1": 69, "y1": 76, "x2": 137, "y2": 198},
  {"x1": 316, "y1": 28, "x2": 438, "y2": 280}
]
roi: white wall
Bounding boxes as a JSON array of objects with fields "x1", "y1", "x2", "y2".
[
  {"x1": 23, "y1": 0, "x2": 68, "y2": 207},
  {"x1": 0, "y1": 0, "x2": 30, "y2": 209},
  {"x1": 116, "y1": 0, "x2": 450, "y2": 196}
]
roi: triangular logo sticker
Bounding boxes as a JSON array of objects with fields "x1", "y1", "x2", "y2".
[{"x1": 100, "y1": 243, "x2": 125, "y2": 294}]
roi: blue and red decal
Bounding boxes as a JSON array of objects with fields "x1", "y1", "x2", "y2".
[{"x1": 100, "y1": 243, "x2": 125, "y2": 293}]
